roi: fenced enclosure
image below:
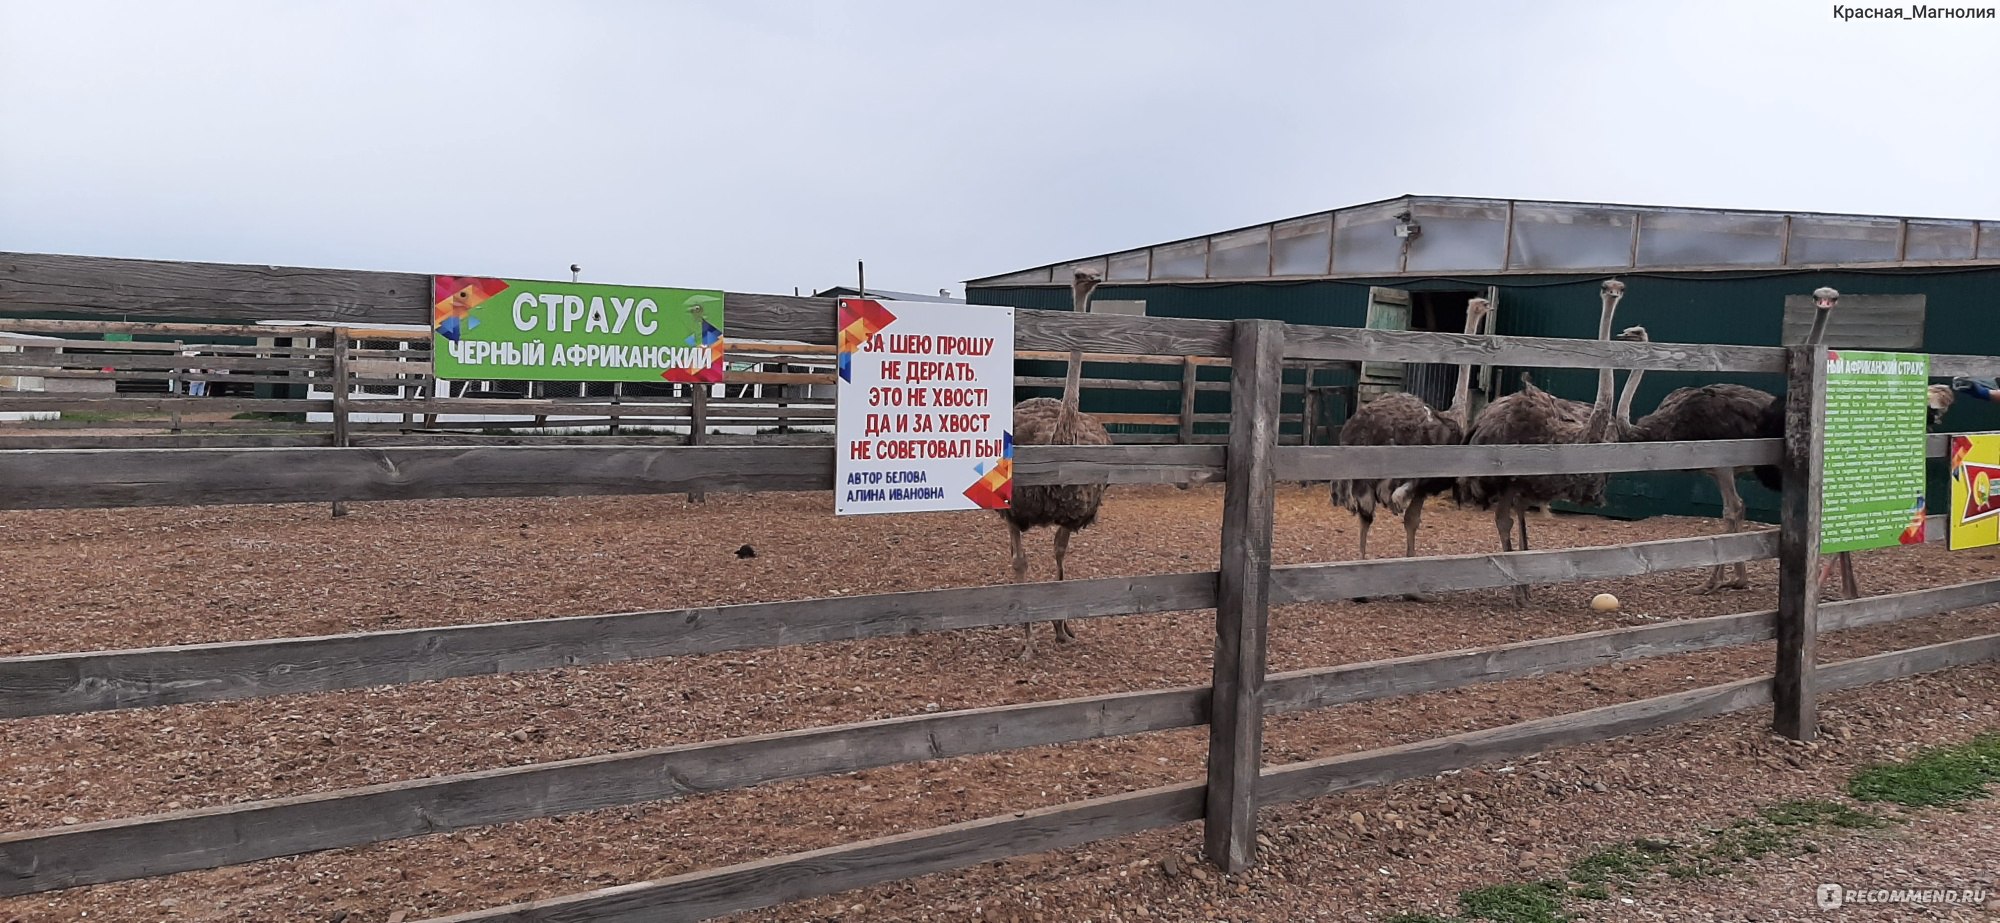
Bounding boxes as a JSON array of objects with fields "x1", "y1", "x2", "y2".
[{"x1": 4, "y1": 256, "x2": 2000, "y2": 921}]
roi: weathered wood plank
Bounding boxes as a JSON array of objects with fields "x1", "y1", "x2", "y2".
[
  {"x1": 0, "y1": 251, "x2": 424, "y2": 323},
  {"x1": 0, "y1": 252, "x2": 1236, "y2": 356},
  {"x1": 0, "y1": 353, "x2": 325, "y2": 372},
  {"x1": 1818, "y1": 631, "x2": 2000, "y2": 692},
  {"x1": 0, "y1": 571, "x2": 1217, "y2": 718},
  {"x1": 1928, "y1": 354, "x2": 2000, "y2": 379},
  {"x1": 0, "y1": 444, "x2": 1208, "y2": 510},
  {"x1": 0, "y1": 687, "x2": 1209, "y2": 895},
  {"x1": 0, "y1": 434, "x2": 338, "y2": 450},
  {"x1": 1272, "y1": 530, "x2": 1778, "y2": 602},
  {"x1": 0, "y1": 316, "x2": 337, "y2": 338},
  {"x1": 1258, "y1": 676, "x2": 1774, "y2": 806},
  {"x1": 0, "y1": 366, "x2": 307, "y2": 386},
  {"x1": 1817, "y1": 576, "x2": 2000, "y2": 632},
  {"x1": 415, "y1": 782, "x2": 1206, "y2": 923},
  {"x1": 1774, "y1": 343, "x2": 1828, "y2": 740},
  {"x1": 0, "y1": 396, "x2": 329, "y2": 415},
  {"x1": 1206, "y1": 320, "x2": 1282, "y2": 872},
  {"x1": 1011, "y1": 445, "x2": 1225, "y2": 485},
  {"x1": 1281, "y1": 324, "x2": 1787, "y2": 374},
  {"x1": 1274, "y1": 439, "x2": 1780, "y2": 481},
  {"x1": 1265, "y1": 611, "x2": 1776, "y2": 714}
]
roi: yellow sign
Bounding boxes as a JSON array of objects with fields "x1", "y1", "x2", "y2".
[{"x1": 1948, "y1": 433, "x2": 2000, "y2": 549}]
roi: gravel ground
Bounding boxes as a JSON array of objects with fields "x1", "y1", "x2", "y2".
[{"x1": 2, "y1": 484, "x2": 1997, "y2": 923}]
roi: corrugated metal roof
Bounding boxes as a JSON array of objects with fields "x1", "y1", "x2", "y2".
[{"x1": 968, "y1": 194, "x2": 2000, "y2": 287}]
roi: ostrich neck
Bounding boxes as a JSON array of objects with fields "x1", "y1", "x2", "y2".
[
  {"x1": 1806, "y1": 309, "x2": 1832, "y2": 347},
  {"x1": 1616, "y1": 366, "x2": 1646, "y2": 426},
  {"x1": 1582, "y1": 294, "x2": 1621, "y2": 440}
]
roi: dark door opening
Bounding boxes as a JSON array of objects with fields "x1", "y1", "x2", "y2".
[{"x1": 1402, "y1": 289, "x2": 1492, "y2": 412}]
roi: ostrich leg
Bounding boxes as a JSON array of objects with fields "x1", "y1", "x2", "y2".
[
  {"x1": 1011, "y1": 522, "x2": 1036, "y2": 659},
  {"x1": 1701, "y1": 468, "x2": 1751, "y2": 593},
  {"x1": 1051, "y1": 527, "x2": 1079, "y2": 642},
  {"x1": 1400, "y1": 495, "x2": 1435, "y2": 602},
  {"x1": 1495, "y1": 500, "x2": 1531, "y2": 607},
  {"x1": 1356, "y1": 509, "x2": 1373, "y2": 560}
]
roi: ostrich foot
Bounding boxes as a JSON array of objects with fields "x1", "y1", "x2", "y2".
[
  {"x1": 1511, "y1": 585, "x2": 1530, "y2": 608},
  {"x1": 1054, "y1": 620, "x2": 1079, "y2": 643}
]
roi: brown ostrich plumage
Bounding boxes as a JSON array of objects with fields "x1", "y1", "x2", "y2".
[
  {"x1": 1329, "y1": 298, "x2": 1492, "y2": 598},
  {"x1": 1609, "y1": 325, "x2": 1779, "y2": 593},
  {"x1": 1000, "y1": 270, "x2": 1114, "y2": 656},
  {"x1": 1460, "y1": 280, "x2": 1627, "y2": 606}
]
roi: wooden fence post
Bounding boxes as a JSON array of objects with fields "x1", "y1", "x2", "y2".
[
  {"x1": 1205, "y1": 318, "x2": 1283, "y2": 872},
  {"x1": 1774, "y1": 342, "x2": 1828, "y2": 740},
  {"x1": 609, "y1": 382, "x2": 623, "y2": 437},
  {"x1": 168, "y1": 339, "x2": 184, "y2": 434},
  {"x1": 1179, "y1": 356, "x2": 1198, "y2": 444},
  {"x1": 330, "y1": 330, "x2": 351, "y2": 518},
  {"x1": 688, "y1": 383, "x2": 709, "y2": 503}
]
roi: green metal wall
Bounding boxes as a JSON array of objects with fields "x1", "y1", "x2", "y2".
[{"x1": 971, "y1": 266, "x2": 2000, "y2": 523}]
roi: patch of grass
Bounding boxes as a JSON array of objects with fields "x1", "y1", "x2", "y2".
[
  {"x1": 51, "y1": 411, "x2": 144, "y2": 423},
  {"x1": 1457, "y1": 882, "x2": 1568, "y2": 923},
  {"x1": 1758, "y1": 799, "x2": 1887, "y2": 830},
  {"x1": 1849, "y1": 732, "x2": 2000, "y2": 808},
  {"x1": 1567, "y1": 838, "x2": 1684, "y2": 887}
]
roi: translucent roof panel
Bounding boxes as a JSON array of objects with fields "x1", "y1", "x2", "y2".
[
  {"x1": 1904, "y1": 222, "x2": 1975, "y2": 261},
  {"x1": 966, "y1": 196, "x2": 2000, "y2": 286},
  {"x1": 1509, "y1": 205, "x2": 1636, "y2": 270}
]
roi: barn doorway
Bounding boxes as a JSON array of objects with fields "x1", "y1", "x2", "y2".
[{"x1": 1356, "y1": 285, "x2": 1497, "y2": 413}]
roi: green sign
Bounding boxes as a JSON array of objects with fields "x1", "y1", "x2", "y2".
[
  {"x1": 430, "y1": 275, "x2": 724, "y2": 383},
  {"x1": 1821, "y1": 349, "x2": 1930, "y2": 554}
]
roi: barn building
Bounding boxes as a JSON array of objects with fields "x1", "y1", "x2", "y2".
[{"x1": 964, "y1": 195, "x2": 2000, "y2": 522}]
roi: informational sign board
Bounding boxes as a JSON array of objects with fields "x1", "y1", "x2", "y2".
[
  {"x1": 1820, "y1": 349, "x2": 1930, "y2": 553},
  {"x1": 1948, "y1": 433, "x2": 2000, "y2": 550},
  {"x1": 430, "y1": 276, "x2": 724, "y2": 383},
  {"x1": 835, "y1": 298, "x2": 1013, "y2": 515}
]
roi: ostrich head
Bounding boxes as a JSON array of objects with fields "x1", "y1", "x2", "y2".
[
  {"x1": 1928, "y1": 383, "x2": 1955, "y2": 429},
  {"x1": 1813, "y1": 286, "x2": 1840, "y2": 311},
  {"x1": 1614, "y1": 325, "x2": 1649, "y2": 342},
  {"x1": 1071, "y1": 270, "x2": 1102, "y2": 312},
  {"x1": 1465, "y1": 297, "x2": 1493, "y2": 329}
]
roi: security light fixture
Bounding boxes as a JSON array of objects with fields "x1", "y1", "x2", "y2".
[{"x1": 1393, "y1": 211, "x2": 1421, "y2": 240}]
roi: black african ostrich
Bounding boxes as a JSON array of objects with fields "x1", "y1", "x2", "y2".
[
  {"x1": 1000, "y1": 270, "x2": 1114, "y2": 657},
  {"x1": 1329, "y1": 297, "x2": 1492, "y2": 601},
  {"x1": 1460, "y1": 279, "x2": 1628, "y2": 606}
]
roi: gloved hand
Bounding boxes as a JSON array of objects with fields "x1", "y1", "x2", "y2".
[{"x1": 1952, "y1": 377, "x2": 1995, "y2": 400}]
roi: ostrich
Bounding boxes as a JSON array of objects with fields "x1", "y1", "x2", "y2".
[
  {"x1": 1613, "y1": 325, "x2": 1779, "y2": 593},
  {"x1": 1002, "y1": 270, "x2": 1113, "y2": 657},
  {"x1": 1330, "y1": 297, "x2": 1495, "y2": 598},
  {"x1": 1459, "y1": 319, "x2": 1651, "y2": 558},
  {"x1": 1461, "y1": 279, "x2": 1628, "y2": 606}
]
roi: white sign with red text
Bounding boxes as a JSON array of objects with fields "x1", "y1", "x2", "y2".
[{"x1": 835, "y1": 298, "x2": 1014, "y2": 515}]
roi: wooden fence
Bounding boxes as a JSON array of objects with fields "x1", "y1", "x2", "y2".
[
  {"x1": 3, "y1": 255, "x2": 1999, "y2": 921},
  {"x1": 0, "y1": 317, "x2": 1348, "y2": 449}
]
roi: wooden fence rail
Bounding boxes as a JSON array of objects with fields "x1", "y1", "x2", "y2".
[{"x1": 9, "y1": 566, "x2": 1994, "y2": 896}]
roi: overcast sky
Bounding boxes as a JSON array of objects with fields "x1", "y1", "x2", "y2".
[{"x1": 3, "y1": 0, "x2": 1994, "y2": 298}]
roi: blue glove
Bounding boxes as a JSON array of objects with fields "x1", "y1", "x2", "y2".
[{"x1": 1952, "y1": 377, "x2": 1995, "y2": 400}]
